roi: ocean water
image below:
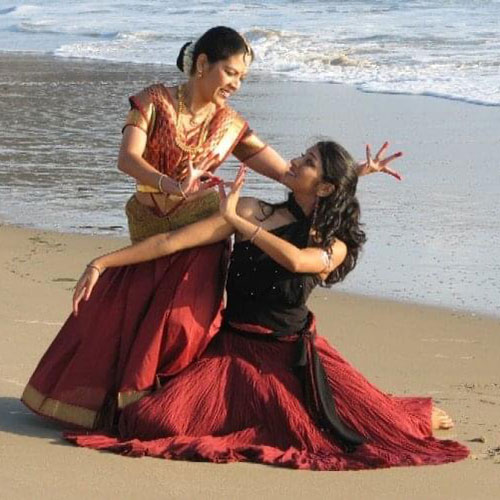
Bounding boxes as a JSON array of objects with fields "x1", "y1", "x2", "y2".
[{"x1": 1, "y1": 0, "x2": 499, "y2": 106}]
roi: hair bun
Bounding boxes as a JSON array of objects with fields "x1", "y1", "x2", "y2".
[{"x1": 176, "y1": 41, "x2": 192, "y2": 73}]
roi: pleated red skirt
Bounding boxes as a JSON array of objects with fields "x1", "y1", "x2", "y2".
[
  {"x1": 22, "y1": 242, "x2": 228, "y2": 429},
  {"x1": 66, "y1": 327, "x2": 469, "y2": 470}
]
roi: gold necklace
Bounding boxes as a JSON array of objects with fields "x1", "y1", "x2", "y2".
[{"x1": 175, "y1": 85, "x2": 213, "y2": 158}]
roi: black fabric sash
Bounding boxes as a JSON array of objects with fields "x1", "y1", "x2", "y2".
[{"x1": 224, "y1": 313, "x2": 365, "y2": 452}]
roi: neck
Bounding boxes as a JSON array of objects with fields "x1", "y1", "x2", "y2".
[
  {"x1": 183, "y1": 80, "x2": 212, "y2": 115},
  {"x1": 292, "y1": 192, "x2": 316, "y2": 217}
]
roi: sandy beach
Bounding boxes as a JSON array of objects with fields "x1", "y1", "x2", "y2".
[
  {"x1": 1, "y1": 224, "x2": 499, "y2": 499},
  {"x1": 0, "y1": 51, "x2": 499, "y2": 498}
]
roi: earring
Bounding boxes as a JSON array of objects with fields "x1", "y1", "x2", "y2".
[
  {"x1": 197, "y1": 70, "x2": 203, "y2": 78},
  {"x1": 310, "y1": 197, "x2": 320, "y2": 242}
]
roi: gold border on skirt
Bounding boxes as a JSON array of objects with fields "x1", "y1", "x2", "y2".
[{"x1": 21, "y1": 384, "x2": 97, "y2": 429}]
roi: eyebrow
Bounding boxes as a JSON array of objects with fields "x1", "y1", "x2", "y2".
[{"x1": 309, "y1": 150, "x2": 319, "y2": 162}]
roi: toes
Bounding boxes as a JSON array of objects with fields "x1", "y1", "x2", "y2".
[{"x1": 439, "y1": 416, "x2": 454, "y2": 429}]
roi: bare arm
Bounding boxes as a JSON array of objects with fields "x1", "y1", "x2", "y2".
[
  {"x1": 220, "y1": 169, "x2": 347, "y2": 276},
  {"x1": 72, "y1": 213, "x2": 234, "y2": 315},
  {"x1": 119, "y1": 127, "x2": 195, "y2": 195},
  {"x1": 92, "y1": 213, "x2": 233, "y2": 271},
  {"x1": 228, "y1": 198, "x2": 347, "y2": 275},
  {"x1": 244, "y1": 145, "x2": 290, "y2": 183}
]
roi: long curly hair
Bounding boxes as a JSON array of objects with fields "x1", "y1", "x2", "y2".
[{"x1": 313, "y1": 141, "x2": 366, "y2": 286}]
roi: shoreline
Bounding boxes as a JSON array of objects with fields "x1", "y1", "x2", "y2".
[
  {"x1": 1, "y1": 48, "x2": 499, "y2": 109},
  {"x1": 1, "y1": 221, "x2": 499, "y2": 499}
]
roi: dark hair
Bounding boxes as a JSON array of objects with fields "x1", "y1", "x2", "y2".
[
  {"x1": 176, "y1": 26, "x2": 253, "y2": 75},
  {"x1": 313, "y1": 141, "x2": 366, "y2": 286}
]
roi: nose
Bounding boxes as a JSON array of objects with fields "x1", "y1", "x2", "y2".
[{"x1": 231, "y1": 77, "x2": 242, "y2": 92}]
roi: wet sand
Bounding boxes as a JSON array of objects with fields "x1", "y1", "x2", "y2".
[{"x1": 1, "y1": 224, "x2": 499, "y2": 499}]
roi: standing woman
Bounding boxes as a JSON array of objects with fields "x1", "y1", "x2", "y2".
[{"x1": 22, "y1": 26, "x2": 279, "y2": 429}]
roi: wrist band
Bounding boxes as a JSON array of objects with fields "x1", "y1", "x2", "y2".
[
  {"x1": 87, "y1": 264, "x2": 101, "y2": 276},
  {"x1": 249, "y1": 225, "x2": 262, "y2": 244},
  {"x1": 158, "y1": 174, "x2": 166, "y2": 194}
]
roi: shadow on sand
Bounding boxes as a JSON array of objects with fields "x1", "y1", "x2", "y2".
[{"x1": 0, "y1": 396, "x2": 71, "y2": 445}]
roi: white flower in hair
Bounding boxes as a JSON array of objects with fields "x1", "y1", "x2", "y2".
[{"x1": 183, "y1": 42, "x2": 195, "y2": 77}]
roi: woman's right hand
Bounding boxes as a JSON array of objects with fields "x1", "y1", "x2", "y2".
[
  {"x1": 72, "y1": 265, "x2": 101, "y2": 316},
  {"x1": 218, "y1": 164, "x2": 246, "y2": 222}
]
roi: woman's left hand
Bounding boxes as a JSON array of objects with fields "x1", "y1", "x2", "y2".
[
  {"x1": 357, "y1": 142, "x2": 403, "y2": 180},
  {"x1": 72, "y1": 265, "x2": 101, "y2": 316},
  {"x1": 218, "y1": 164, "x2": 246, "y2": 221}
]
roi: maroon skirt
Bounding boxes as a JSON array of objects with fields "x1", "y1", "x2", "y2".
[
  {"x1": 22, "y1": 242, "x2": 228, "y2": 429},
  {"x1": 66, "y1": 320, "x2": 469, "y2": 470}
]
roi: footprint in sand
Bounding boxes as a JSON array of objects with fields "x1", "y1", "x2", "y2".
[{"x1": 421, "y1": 338, "x2": 478, "y2": 344}]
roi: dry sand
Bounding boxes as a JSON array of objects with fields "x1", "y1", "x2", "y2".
[{"x1": 1, "y1": 223, "x2": 499, "y2": 500}]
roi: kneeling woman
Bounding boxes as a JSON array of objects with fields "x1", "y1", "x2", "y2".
[{"x1": 67, "y1": 141, "x2": 468, "y2": 470}]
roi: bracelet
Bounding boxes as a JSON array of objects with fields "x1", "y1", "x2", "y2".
[
  {"x1": 249, "y1": 225, "x2": 262, "y2": 244},
  {"x1": 87, "y1": 264, "x2": 102, "y2": 276},
  {"x1": 177, "y1": 180, "x2": 187, "y2": 199},
  {"x1": 320, "y1": 250, "x2": 330, "y2": 272},
  {"x1": 158, "y1": 174, "x2": 166, "y2": 194}
]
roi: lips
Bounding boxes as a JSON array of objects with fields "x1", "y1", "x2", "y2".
[{"x1": 287, "y1": 164, "x2": 297, "y2": 177}]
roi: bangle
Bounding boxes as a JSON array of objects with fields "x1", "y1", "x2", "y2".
[
  {"x1": 87, "y1": 264, "x2": 102, "y2": 276},
  {"x1": 249, "y1": 225, "x2": 262, "y2": 244},
  {"x1": 158, "y1": 174, "x2": 166, "y2": 194},
  {"x1": 320, "y1": 250, "x2": 330, "y2": 272},
  {"x1": 177, "y1": 180, "x2": 187, "y2": 199}
]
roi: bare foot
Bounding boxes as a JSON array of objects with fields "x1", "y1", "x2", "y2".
[{"x1": 432, "y1": 407, "x2": 454, "y2": 430}]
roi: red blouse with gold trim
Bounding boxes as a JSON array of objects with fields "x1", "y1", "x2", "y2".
[{"x1": 124, "y1": 84, "x2": 265, "y2": 188}]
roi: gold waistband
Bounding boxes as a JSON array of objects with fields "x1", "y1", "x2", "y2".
[
  {"x1": 126, "y1": 190, "x2": 220, "y2": 243},
  {"x1": 137, "y1": 183, "x2": 162, "y2": 194}
]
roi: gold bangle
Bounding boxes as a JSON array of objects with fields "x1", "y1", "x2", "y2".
[
  {"x1": 87, "y1": 264, "x2": 101, "y2": 276},
  {"x1": 249, "y1": 225, "x2": 262, "y2": 244},
  {"x1": 177, "y1": 181, "x2": 187, "y2": 199}
]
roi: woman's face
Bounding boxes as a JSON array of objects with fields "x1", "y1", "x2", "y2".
[
  {"x1": 285, "y1": 145, "x2": 326, "y2": 195},
  {"x1": 198, "y1": 52, "x2": 250, "y2": 106}
]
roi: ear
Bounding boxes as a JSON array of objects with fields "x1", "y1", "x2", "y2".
[
  {"x1": 196, "y1": 53, "x2": 210, "y2": 74},
  {"x1": 316, "y1": 181, "x2": 335, "y2": 198}
]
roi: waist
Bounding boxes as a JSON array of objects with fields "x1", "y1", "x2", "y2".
[
  {"x1": 224, "y1": 313, "x2": 315, "y2": 341},
  {"x1": 225, "y1": 298, "x2": 310, "y2": 334},
  {"x1": 126, "y1": 189, "x2": 219, "y2": 243}
]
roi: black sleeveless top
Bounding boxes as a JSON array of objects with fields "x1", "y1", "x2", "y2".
[{"x1": 225, "y1": 195, "x2": 321, "y2": 332}]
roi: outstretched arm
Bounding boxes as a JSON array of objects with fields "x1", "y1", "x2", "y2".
[{"x1": 73, "y1": 213, "x2": 234, "y2": 315}]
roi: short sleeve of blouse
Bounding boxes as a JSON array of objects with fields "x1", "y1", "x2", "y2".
[{"x1": 122, "y1": 88, "x2": 155, "y2": 135}]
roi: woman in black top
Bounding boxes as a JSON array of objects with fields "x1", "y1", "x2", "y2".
[{"x1": 67, "y1": 140, "x2": 468, "y2": 470}]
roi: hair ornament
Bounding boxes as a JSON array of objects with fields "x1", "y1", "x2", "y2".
[{"x1": 182, "y1": 42, "x2": 195, "y2": 76}]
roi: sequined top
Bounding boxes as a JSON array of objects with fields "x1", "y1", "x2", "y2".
[{"x1": 225, "y1": 196, "x2": 321, "y2": 333}]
